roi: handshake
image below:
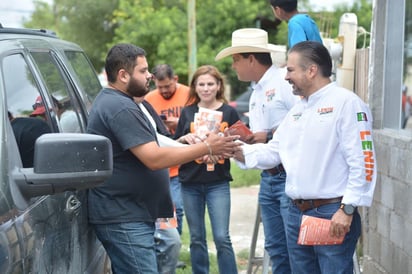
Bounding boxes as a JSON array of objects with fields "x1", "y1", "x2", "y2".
[{"x1": 178, "y1": 130, "x2": 243, "y2": 160}]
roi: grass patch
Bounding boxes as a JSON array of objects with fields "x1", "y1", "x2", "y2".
[
  {"x1": 236, "y1": 248, "x2": 251, "y2": 271},
  {"x1": 230, "y1": 160, "x2": 261, "y2": 188}
]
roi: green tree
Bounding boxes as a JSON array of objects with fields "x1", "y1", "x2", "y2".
[
  {"x1": 24, "y1": 0, "x2": 119, "y2": 71},
  {"x1": 24, "y1": 0, "x2": 372, "y2": 97},
  {"x1": 111, "y1": 0, "x2": 271, "y2": 93},
  {"x1": 111, "y1": 0, "x2": 188, "y2": 80}
]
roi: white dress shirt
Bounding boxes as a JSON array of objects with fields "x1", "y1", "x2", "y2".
[
  {"x1": 138, "y1": 103, "x2": 186, "y2": 148},
  {"x1": 240, "y1": 82, "x2": 376, "y2": 207},
  {"x1": 248, "y1": 65, "x2": 299, "y2": 133}
]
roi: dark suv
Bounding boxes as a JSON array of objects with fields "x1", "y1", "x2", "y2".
[
  {"x1": 0, "y1": 26, "x2": 113, "y2": 273},
  {"x1": 229, "y1": 87, "x2": 252, "y2": 126}
]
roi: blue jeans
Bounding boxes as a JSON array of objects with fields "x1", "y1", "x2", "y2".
[
  {"x1": 287, "y1": 201, "x2": 361, "y2": 274},
  {"x1": 170, "y1": 176, "x2": 184, "y2": 235},
  {"x1": 93, "y1": 221, "x2": 158, "y2": 274},
  {"x1": 155, "y1": 227, "x2": 181, "y2": 274},
  {"x1": 258, "y1": 170, "x2": 291, "y2": 274},
  {"x1": 181, "y1": 181, "x2": 238, "y2": 274}
]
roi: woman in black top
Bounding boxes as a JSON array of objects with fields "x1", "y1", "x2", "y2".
[{"x1": 174, "y1": 65, "x2": 239, "y2": 274}]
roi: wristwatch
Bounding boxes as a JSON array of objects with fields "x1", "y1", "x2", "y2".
[{"x1": 340, "y1": 203, "x2": 357, "y2": 215}]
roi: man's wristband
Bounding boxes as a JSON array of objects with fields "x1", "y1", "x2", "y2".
[{"x1": 204, "y1": 141, "x2": 213, "y2": 155}]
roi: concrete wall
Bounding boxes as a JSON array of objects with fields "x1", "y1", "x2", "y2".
[
  {"x1": 362, "y1": 130, "x2": 412, "y2": 273},
  {"x1": 362, "y1": 0, "x2": 412, "y2": 273}
]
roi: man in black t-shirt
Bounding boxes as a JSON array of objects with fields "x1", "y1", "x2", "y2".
[
  {"x1": 86, "y1": 43, "x2": 240, "y2": 274},
  {"x1": 8, "y1": 111, "x2": 51, "y2": 168}
]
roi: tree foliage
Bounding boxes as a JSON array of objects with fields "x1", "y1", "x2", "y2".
[
  {"x1": 111, "y1": 0, "x2": 271, "y2": 91},
  {"x1": 24, "y1": 0, "x2": 119, "y2": 71},
  {"x1": 24, "y1": 0, "x2": 372, "y2": 97}
]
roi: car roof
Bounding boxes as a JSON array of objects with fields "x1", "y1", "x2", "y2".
[
  {"x1": 0, "y1": 26, "x2": 58, "y2": 38},
  {"x1": 0, "y1": 25, "x2": 82, "y2": 52}
]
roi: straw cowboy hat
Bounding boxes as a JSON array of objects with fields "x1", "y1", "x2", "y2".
[{"x1": 215, "y1": 28, "x2": 286, "y2": 61}]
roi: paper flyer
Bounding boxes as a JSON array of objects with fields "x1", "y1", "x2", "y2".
[
  {"x1": 194, "y1": 107, "x2": 223, "y2": 138},
  {"x1": 298, "y1": 215, "x2": 345, "y2": 245},
  {"x1": 156, "y1": 209, "x2": 178, "y2": 229}
]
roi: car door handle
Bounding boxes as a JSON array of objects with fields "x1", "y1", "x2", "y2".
[{"x1": 65, "y1": 194, "x2": 81, "y2": 218}]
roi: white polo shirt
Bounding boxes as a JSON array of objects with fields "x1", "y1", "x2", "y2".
[
  {"x1": 240, "y1": 82, "x2": 376, "y2": 207},
  {"x1": 248, "y1": 65, "x2": 299, "y2": 133}
]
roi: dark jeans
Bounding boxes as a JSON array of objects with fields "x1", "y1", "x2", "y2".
[
  {"x1": 170, "y1": 176, "x2": 184, "y2": 235},
  {"x1": 259, "y1": 170, "x2": 291, "y2": 274},
  {"x1": 287, "y1": 201, "x2": 361, "y2": 274},
  {"x1": 93, "y1": 221, "x2": 157, "y2": 274},
  {"x1": 182, "y1": 181, "x2": 238, "y2": 274}
]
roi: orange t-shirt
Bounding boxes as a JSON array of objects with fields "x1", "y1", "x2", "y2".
[{"x1": 145, "y1": 83, "x2": 190, "y2": 178}]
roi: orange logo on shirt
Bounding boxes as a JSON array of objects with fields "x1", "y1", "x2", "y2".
[
  {"x1": 317, "y1": 107, "x2": 333, "y2": 115},
  {"x1": 360, "y1": 130, "x2": 374, "y2": 182}
]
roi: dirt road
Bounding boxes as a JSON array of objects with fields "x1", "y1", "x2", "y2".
[{"x1": 230, "y1": 186, "x2": 267, "y2": 273}]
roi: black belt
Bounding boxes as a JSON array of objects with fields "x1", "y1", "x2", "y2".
[
  {"x1": 265, "y1": 164, "x2": 285, "y2": 176},
  {"x1": 293, "y1": 197, "x2": 343, "y2": 212}
]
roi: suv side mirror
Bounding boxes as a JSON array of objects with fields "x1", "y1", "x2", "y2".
[{"x1": 12, "y1": 133, "x2": 113, "y2": 198}]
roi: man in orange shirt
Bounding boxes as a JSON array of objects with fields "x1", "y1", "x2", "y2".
[{"x1": 145, "y1": 64, "x2": 189, "y2": 235}]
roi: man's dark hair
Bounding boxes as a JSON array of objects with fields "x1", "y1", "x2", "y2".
[
  {"x1": 289, "y1": 41, "x2": 332, "y2": 78},
  {"x1": 269, "y1": 0, "x2": 297, "y2": 12},
  {"x1": 152, "y1": 64, "x2": 175, "y2": 81},
  {"x1": 240, "y1": 52, "x2": 273, "y2": 66},
  {"x1": 105, "y1": 43, "x2": 146, "y2": 83}
]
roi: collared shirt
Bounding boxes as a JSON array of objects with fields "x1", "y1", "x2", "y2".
[
  {"x1": 248, "y1": 65, "x2": 299, "y2": 133},
  {"x1": 240, "y1": 82, "x2": 376, "y2": 207}
]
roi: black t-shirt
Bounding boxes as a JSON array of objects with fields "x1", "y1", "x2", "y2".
[
  {"x1": 174, "y1": 104, "x2": 240, "y2": 184},
  {"x1": 11, "y1": 117, "x2": 51, "y2": 168},
  {"x1": 87, "y1": 88, "x2": 173, "y2": 224}
]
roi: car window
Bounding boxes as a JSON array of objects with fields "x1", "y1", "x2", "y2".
[
  {"x1": 1, "y1": 53, "x2": 43, "y2": 214},
  {"x1": 2, "y1": 54, "x2": 44, "y2": 117},
  {"x1": 64, "y1": 50, "x2": 102, "y2": 111},
  {"x1": 31, "y1": 51, "x2": 83, "y2": 133}
]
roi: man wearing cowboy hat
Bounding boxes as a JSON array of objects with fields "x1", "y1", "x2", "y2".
[
  {"x1": 232, "y1": 41, "x2": 376, "y2": 274},
  {"x1": 216, "y1": 28, "x2": 299, "y2": 273}
]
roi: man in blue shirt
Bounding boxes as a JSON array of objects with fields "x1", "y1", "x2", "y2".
[{"x1": 270, "y1": 0, "x2": 323, "y2": 47}]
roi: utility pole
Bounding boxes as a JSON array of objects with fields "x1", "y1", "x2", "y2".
[{"x1": 187, "y1": 0, "x2": 197, "y2": 83}]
